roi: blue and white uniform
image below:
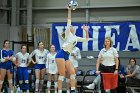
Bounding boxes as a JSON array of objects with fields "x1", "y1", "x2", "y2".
[
  {"x1": 55, "y1": 19, "x2": 88, "y2": 61},
  {"x1": 15, "y1": 52, "x2": 31, "y2": 91},
  {"x1": 15, "y1": 52, "x2": 31, "y2": 81},
  {"x1": 69, "y1": 47, "x2": 81, "y2": 68},
  {"x1": 46, "y1": 53, "x2": 58, "y2": 74},
  {"x1": 0, "y1": 49, "x2": 15, "y2": 72},
  {"x1": 30, "y1": 49, "x2": 48, "y2": 69}
]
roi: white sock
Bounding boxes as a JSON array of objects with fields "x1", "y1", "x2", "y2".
[
  {"x1": 48, "y1": 90, "x2": 51, "y2": 93},
  {"x1": 27, "y1": 90, "x2": 29, "y2": 93},
  {"x1": 10, "y1": 90, "x2": 14, "y2": 93},
  {"x1": 58, "y1": 90, "x2": 62, "y2": 93},
  {"x1": 54, "y1": 82, "x2": 58, "y2": 89},
  {"x1": 71, "y1": 87, "x2": 75, "y2": 90},
  {"x1": 47, "y1": 81, "x2": 51, "y2": 89},
  {"x1": 67, "y1": 90, "x2": 70, "y2": 93},
  {"x1": 35, "y1": 89, "x2": 38, "y2": 92}
]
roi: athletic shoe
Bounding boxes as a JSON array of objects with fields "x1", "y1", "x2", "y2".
[
  {"x1": 55, "y1": 90, "x2": 57, "y2": 93},
  {"x1": 70, "y1": 90, "x2": 77, "y2": 93},
  {"x1": 97, "y1": 90, "x2": 101, "y2": 93},
  {"x1": 86, "y1": 83, "x2": 95, "y2": 89}
]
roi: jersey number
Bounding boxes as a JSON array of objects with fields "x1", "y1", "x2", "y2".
[{"x1": 22, "y1": 59, "x2": 26, "y2": 63}]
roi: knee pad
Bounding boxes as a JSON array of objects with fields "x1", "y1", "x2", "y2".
[
  {"x1": 40, "y1": 80, "x2": 44, "y2": 84},
  {"x1": 8, "y1": 79, "x2": 12, "y2": 84},
  {"x1": 58, "y1": 76, "x2": 64, "y2": 81},
  {"x1": 0, "y1": 80, "x2": 3, "y2": 84},
  {"x1": 19, "y1": 80, "x2": 23, "y2": 84},
  {"x1": 25, "y1": 80, "x2": 29, "y2": 84},
  {"x1": 66, "y1": 78, "x2": 70, "y2": 83},
  {"x1": 35, "y1": 79, "x2": 39, "y2": 83},
  {"x1": 47, "y1": 81, "x2": 51, "y2": 87},
  {"x1": 70, "y1": 74, "x2": 76, "y2": 80}
]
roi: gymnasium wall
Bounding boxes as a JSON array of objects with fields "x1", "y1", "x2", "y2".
[
  {"x1": 0, "y1": 24, "x2": 10, "y2": 49},
  {"x1": 32, "y1": 0, "x2": 140, "y2": 23},
  {"x1": 0, "y1": 0, "x2": 140, "y2": 62}
]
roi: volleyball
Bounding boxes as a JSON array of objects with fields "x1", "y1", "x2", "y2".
[{"x1": 68, "y1": 0, "x2": 78, "y2": 10}]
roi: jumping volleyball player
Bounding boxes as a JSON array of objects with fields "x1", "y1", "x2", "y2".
[
  {"x1": 30, "y1": 42, "x2": 49, "y2": 93},
  {"x1": 0, "y1": 40, "x2": 16, "y2": 93},
  {"x1": 46, "y1": 45, "x2": 58, "y2": 93},
  {"x1": 66, "y1": 46, "x2": 81, "y2": 93},
  {"x1": 15, "y1": 45, "x2": 31, "y2": 93},
  {"x1": 55, "y1": 7, "x2": 89, "y2": 93}
]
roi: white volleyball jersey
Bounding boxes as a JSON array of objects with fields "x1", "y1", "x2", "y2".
[
  {"x1": 62, "y1": 19, "x2": 88, "y2": 53},
  {"x1": 15, "y1": 52, "x2": 31, "y2": 67},
  {"x1": 30, "y1": 49, "x2": 48, "y2": 64},
  {"x1": 46, "y1": 52, "x2": 58, "y2": 74},
  {"x1": 69, "y1": 47, "x2": 81, "y2": 68}
]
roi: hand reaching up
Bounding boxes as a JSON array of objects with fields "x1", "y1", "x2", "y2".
[{"x1": 83, "y1": 24, "x2": 89, "y2": 32}]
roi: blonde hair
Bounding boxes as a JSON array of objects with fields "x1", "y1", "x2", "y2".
[{"x1": 104, "y1": 37, "x2": 113, "y2": 48}]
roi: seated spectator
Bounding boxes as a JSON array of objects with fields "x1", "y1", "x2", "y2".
[
  {"x1": 117, "y1": 58, "x2": 126, "y2": 93},
  {"x1": 120, "y1": 58, "x2": 140, "y2": 85},
  {"x1": 86, "y1": 74, "x2": 101, "y2": 93}
]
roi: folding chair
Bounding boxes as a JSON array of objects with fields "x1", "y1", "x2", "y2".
[
  {"x1": 76, "y1": 70, "x2": 85, "y2": 93},
  {"x1": 81, "y1": 70, "x2": 97, "y2": 93}
]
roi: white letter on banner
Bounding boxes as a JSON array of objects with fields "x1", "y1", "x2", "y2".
[
  {"x1": 111, "y1": 25, "x2": 120, "y2": 50},
  {"x1": 82, "y1": 26, "x2": 88, "y2": 51},
  {"x1": 104, "y1": 25, "x2": 120, "y2": 50},
  {"x1": 55, "y1": 26, "x2": 65, "y2": 48},
  {"x1": 125, "y1": 25, "x2": 140, "y2": 50},
  {"x1": 104, "y1": 26, "x2": 112, "y2": 37},
  {"x1": 91, "y1": 26, "x2": 100, "y2": 51}
]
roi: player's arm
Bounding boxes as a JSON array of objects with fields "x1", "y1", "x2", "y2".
[
  {"x1": 83, "y1": 24, "x2": 89, "y2": 41},
  {"x1": 9, "y1": 51, "x2": 16, "y2": 62},
  {"x1": 26, "y1": 54, "x2": 32, "y2": 66},
  {"x1": 30, "y1": 50, "x2": 37, "y2": 64},
  {"x1": 45, "y1": 54, "x2": 49, "y2": 73},
  {"x1": 65, "y1": 8, "x2": 72, "y2": 38},
  {"x1": 1, "y1": 50, "x2": 7, "y2": 62}
]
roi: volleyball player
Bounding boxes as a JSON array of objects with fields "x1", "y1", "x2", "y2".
[
  {"x1": 0, "y1": 40, "x2": 16, "y2": 93},
  {"x1": 30, "y1": 42, "x2": 49, "y2": 92},
  {"x1": 55, "y1": 7, "x2": 89, "y2": 93},
  {"x1": 46, "y1": 45, "x2": 58, "y2": 93},
  {"x1": 15, "y1": 45, "x2": 31, "y2": 93},
  {"x1": 66, "y1": 46, "x2": 81, "y2": 93}
]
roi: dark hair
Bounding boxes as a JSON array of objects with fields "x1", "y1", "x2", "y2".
[
  {"x1": 129, "y1": 58, "x2": 136, "y2": 65},
  {"x1": 3, "y1": 40, "x2": 9, "y2": 47},
  {"x1": 37, "y1": 41, "x2": 43, "y2": 47},
  {"x1": 21, "y1": 45, "x2": 26, "y2": 49}
]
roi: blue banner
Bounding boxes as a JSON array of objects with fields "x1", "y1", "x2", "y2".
[{"x1": 52, "y1": 22, "x2": 140, "y2": 51}]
